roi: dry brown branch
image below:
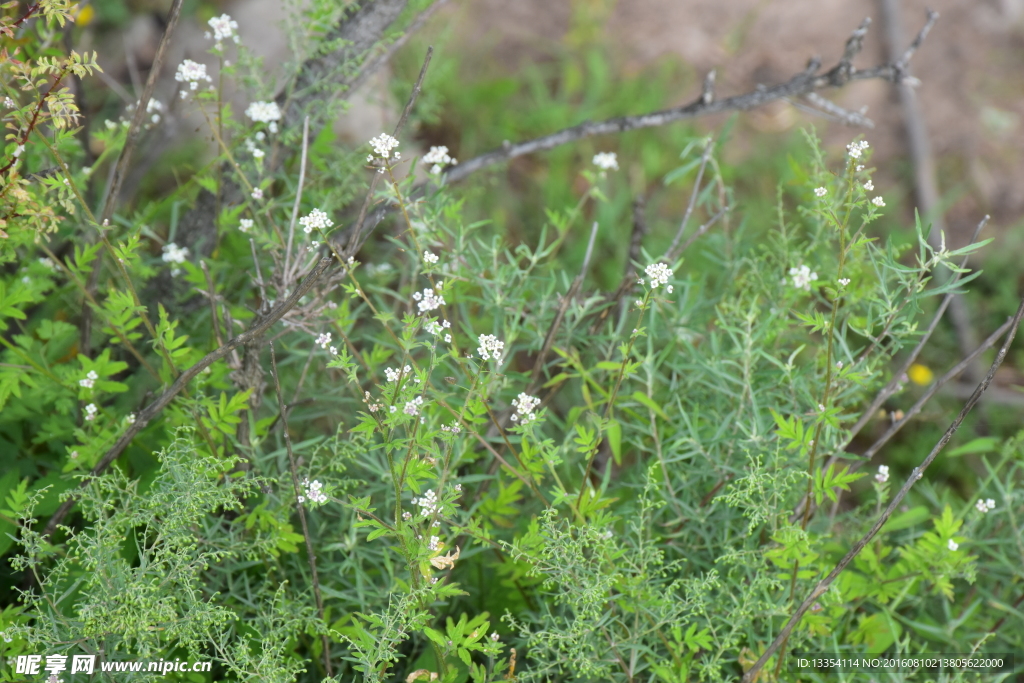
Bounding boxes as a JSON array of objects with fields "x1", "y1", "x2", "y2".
[{"x1": 741, "y1": 292, "x2": 1024, "y2": 683}]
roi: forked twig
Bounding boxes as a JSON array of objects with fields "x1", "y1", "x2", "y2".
[{"x1": 741, "y1": 293, "x2": 1024, "y2": 683}]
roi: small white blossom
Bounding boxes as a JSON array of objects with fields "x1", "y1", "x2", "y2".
[
  {"x1": 423, "y1": 250, "x2": 439, "y2": 264},
  {"x1": 415, "y1": 287, "x2": 446, "y2": 313},
  {"x1": 875, "y1": 465, "x2": 889, "y2": 483},
  {"x1": 125, "y1": 413, "x2": 136, "y2": 425},
  {"x1": 385, "y1": 365, "x2": 412, "y2": 383},
  {"x1": 315, "y1": 332, "x2": 332, "y2": 349},
  {"x1": 162, "y1": 243, "x2": 189, "y2": 277},
  {"x1": 251, "y1": 188, "x2": 263, "y2": 200},
  {"x1": 428, "y1": 536, "x2": 441, "y2": 551},
  {"x1": 246, "y1": 101, "x2": 282, "y2": 129},
  {"x1": 79, "y1": 370, "x2": 98, "y2": 389},
  {"x1": 836, "y1": 361, "x2": 844, "y2": 369},
  {"x1": 814, "y1": 187, "x2": 827, "y2": 197},
  {"x1": 592, "y1": 151, "x2": 619, "y2": 171},
  {"x1": 389, "y1": 405, "x2": 397, "y2": 414},
  {"x1": 412, "y1": 488, "x2": 438, "y2": 516},
  {"x1": 490, "y1": 632, "x2": 499, "y2": 642},
  {"x1": 329, "y1": 346, "x2": 338, "y2": 356},
  {"x1": 476, "y1": 334, "x2": 504, "y2": 362},
  {"x1": 788, "y1": 264, "x2": 818, "y2": 291},
  {"x1": 847, "y1": 139, "x2": 869, "y2": 159},
  {"x1": 207, "y1": 14, "x2": 239, "y2": 46},
  {"x1": 301, "y1": 478, "x2": 328, "y2": 505},
  {"x1": 404, "y1": 396, "x2": 424, "y2": 416},
  {"x1": 402, "y1": 511, "x2": 412, "y2": 520},
  {"x1": 423, "y1": 145, "x2": 457, "y2": 174},
  {"x1": 839, "y1": 278, "x2": 850, "y2": 287},
  {"x1": 368, "y1": 133, "x2": 400, "y2": 160},
  {"x1": 872, "y1": 196, "x2": 885, "y2": 207},
  {"x1": 239, "y1": 218, "x2": 254, "y2": 233},
  {"x1": 84, "y1": 403, "x2": 98, "y2": 421},
  {"x1": 299, "y1": 208, "x2": 334, "y2": 234},
  {"x1": 947, "y1": 539, "x2": 958, "y2": 552},
  {"x1": 511, "y1": 392, "x2": 541, "y2": 423},
  {"x1": 175, "y1": 59, "x2": 212, "y2": 92},
  {"x1": 644, "y1": 263, "x2": 673, "y2": 288},
  {"x1": 426, "y1": 320, "x2": 443, "y2": 336},
  {"x1": 864, "y1": 180, "x2": 874, "y2": 191},
  {"x1": 444, "y1": 334, "x2": 451, "y2": 343}
]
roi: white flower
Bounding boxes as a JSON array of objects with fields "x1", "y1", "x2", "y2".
[
  {"x1": 299, "y1": 208, "x2": 334, "y2": 234},
  {"x1": 301, "y1": 478, "x2": 328, "y2": 505},
  {"x1": 426, "y1": 320, "x2": 443, "y2": 336},
  {"x1": 385, "y1": 365, "x2": 413, "y2": 383},
  {"x1": 329, "y1": 346, "x2": 338, "y2": 356},
  {"x1": 947, "y1": 539, "x2": 958, "y2": 552},
  {"x1": 246, "y1": 101, "x2": 282, "y2": 126},
  {"x1": 839, "y1": 277, "x2": 850, "y2": 287},
  {"x1": 836, "y1": 361, "x2": 844, "y2": 369},
  {"x1": 788, "y1": 264, "x2": 818, "y2": 291},
  {"x1": 872, "y1": 196, "x2": 885, "y2": 207},
  {"x1": 476, "y1": 334, "x2": 504, "y2": 362},
  {"x1": 239, "y1": 218, "x2": 254, "y2": 233},
  {"x1": 207, "y1": 14, "x2": 238, "y2": 45},
  {"x1": 814, "y1": 187, "x2": 827, "y2": 197},
  {"x1": 402, "y1": 511, "x2": 412, "y2": 520},
  {"x1": 976, "y1": 499, "x2": 989, "y2": 513},
  {"x1": 644, "y1": 263, "x2": 673, "y2": 288},
  {"x1": 875, "y1": 465, "x2": 889, "y2": 483},
  {"x1": 315, "y1": 332, "x2": 332, "y2": 349},
  {"x1": 412, "y1": 489, "x2": 438, "y2": 516},
  {"x1": 125, "y1": 413, "x2": 136, "y2": 425},
  {"x1": 162, "y1": 242, "x2": 189, "y2": 265},
  {"x1": 428, "y1": 535, "x2": 441, "y2": 551},
  {"x1": 985, "y1": 498, "x2": 996, "y2": 510},
  {"x1": 423, "y1": 145, "x2": 456, "y2": 174},
  {"x1": 847, "y1": 139, "x2": 869, "y2": 159},
  {"x1": 251, "y1": 188, "x2": 263, "y2": 200},
  {"x1": 174, "y1": 59, "x2": 212, "y2": 92},
  {"x1": 415, "y1": 287, "x2": 446, "y2": 313},
  {"x1": 423, "y1": 250, "x2": 439, "y2": 264},
  {"x1": 490, "y1": 632, "x2": 499, "y2": 642},
  {"x1": 79, "y1": 370, "x2": 98, "y2": 389},
  {"x1": 511, "y1": 392, "x2": 541, "y2": 423},
  {"x1": 389, "y1": 405, "x2": 397, "y2": 414},
  {"x1": 444, "y1": 334, "x2": 451, "y2": 343},
  {"x1": 368, "y1": 133, "x2": 400, "y2": 160},
  {"x1": 84, "y1": 403, "x2": 98, "y2": 421},
  {"x1": 864, "y1": 180, "x2": 874, "y2": 191},
  {"x1": 404, "y1": 396, "x2": 425, "y2": 416},
  {"x1": 592, "y1": 151, "x2": 619, "y2": 171}
]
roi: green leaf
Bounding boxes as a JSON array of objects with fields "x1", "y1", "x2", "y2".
[
  {"x1": 948, "y1": 437, "x2": 999, "y2": 457},
  {"x1": 631, "y1": 391, "x2": 667, "y2": 420},
  {"x1": 606, "y1": 419, "x2": 622, "y2": 465}
]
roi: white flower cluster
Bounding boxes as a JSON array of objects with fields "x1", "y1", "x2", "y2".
[
  {"x1": 315, "y1": 332, "x2": 332, "y2": 349},
  {"x1": 385, "y1": 365, "x2": 412, "y2": 383},
  {"x1": 423, "y1": 145, "x2": 457, "y2": 174},
  {"x1": 872, "y1": 196, "x2": 885, "y2": 207},
  {"x1": 839, "y1": 277, "x2": 850, "y2": 287},
  {"x1": 975, "y1": 498, "x2": 996, "y2": 513},
  {"x1": 947, "y1": 539, "x2": 959, "y2": 552},
  {"x1": 592, "y1": 151, "x2": 619, "y2": 171},
  {"x1": 298, "y1": 478, "x2": 327, "y2": 505},
  {"x1": 412, "y1": 488, "x2": 438, "y2": 516},
  {"x1": 425, "y1": 319, "x2": 451, "y2": 338},
  {"x1": 413, "y1": 287, "x2": 446, "y2": 313},
  {"x1": 162, "y1": 242, "x2": 189, "y2": 276},
  {"x1": 789, "y1": 264, "x2": 818, "y2": 291},
  {"x1": 367, "y1": 133, "x2": 400, "y2": 170},
  {"x1": 175, "y1": 60, "x2": 211, "y2": 97},
  {"x1": 441, "y1": 422, "x2": 462, "y2": 434},
  {"x1": 875, "y1": 465, "x2": 889, "y2": 483},
  {"x1": 84, "y1": 403, "x2": 97, "y2": 421},
  {"x1": 125, "y1": 413, "x2": 136, "y2": 425},
  {"x1": 404, "y1": 396, "x2": 424, "y2": 416},
  {"x1": 239, "y1": 218, "x2": 253, "y2": 233},
  {"x1": 245, "y1": 101, "x2": 281, "y2": 133},
  {"x1": 511, "y1": 392, "x2": 541, "y2": 423},
  {"x1": 423, "y1": 250, "x2": 439, "y2": 264},
  {"x1": 476, "y1": 334, "x2": 504, "y2": 361},
  {"x1": 79, "y1": 370, "x2": 98, "y2": 389},
  {"x1": 146, "y1": 98, "x2": 165, "y2": 125},
  {"x1": 244, "y1": 136, "x2": 265, "y2": 161},
  {"x1": 299, "y1": 208, "x2": 333, "y2": 234},
  {"x1": 428, "y1": 535, "x2": 441, "y2": 551},
  {"x1": 251, "y1": 187, "x2": 263, "y2": 200},
  {"x1": 645, "y1": 262, "x2": 673, "y2": 289},
  {"x1": 864, "y1": 179, "x2": 874, "y2": 191},
  {"x1": 39, "y1": 257, "x2": 56, "y2": 270},
  {"x1": 814, "y1": 187, "x2": 827, "y2": 197},
  {"x1": 847, "y1": 139, "x2": 869, "y2": 159},
  {"x1": 206, "y1": 14, "x2": 239, "y2": 47}
]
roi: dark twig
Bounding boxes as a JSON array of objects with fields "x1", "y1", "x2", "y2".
[
  {"x1": 437, "y1": 13, "x2": 937, "y2": 188},
  {"x1": 393, "y1": 46, "x2": 432, "y2": 142},
  {"x1": 42, "y1": 257, "x2": 335, "y2": 540},
  {"x1": 530, "y1": 222, "x2": 600, "y2": 384},
  {"x1": 269, "y1": 343, "x2": 332, "y2": 677},
  {"x1": 200, "y1": 260, "x2": 225, "y2": 348},
  {"x1": 742, "y1": 293, "x2": 1024, "y2": 683}
]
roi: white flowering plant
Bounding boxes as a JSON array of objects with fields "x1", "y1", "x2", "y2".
[{"x1": 2, "y1": 5, "x2": 1023, "y2": 683}]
